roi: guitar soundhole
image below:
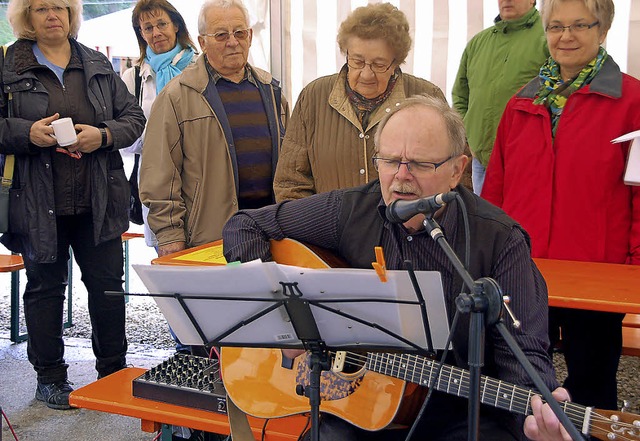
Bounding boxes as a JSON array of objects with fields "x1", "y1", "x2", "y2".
[{"x1": 340, "y1": 358, "x2": 364, "y2": 374}]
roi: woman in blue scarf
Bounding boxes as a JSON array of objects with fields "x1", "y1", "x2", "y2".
[
  {"x1": 122, "y1": 0, "x2": 196, "y2": 250},
  {"x1": 121, "y1": 0, "x2": 197, "y2": 405}
]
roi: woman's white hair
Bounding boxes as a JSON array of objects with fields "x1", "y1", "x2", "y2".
[{"x1": 7, "y1": 0, "x2": 83, "y2": 40}]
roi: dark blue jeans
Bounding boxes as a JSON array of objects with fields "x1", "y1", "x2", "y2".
[{"x1": 22, "y1": 213, "x2": 127, "y2": 384}]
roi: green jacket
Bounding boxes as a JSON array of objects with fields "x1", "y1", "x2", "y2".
[{"x1": 452, "y1": 7, "x2": 549, "y2": 167}]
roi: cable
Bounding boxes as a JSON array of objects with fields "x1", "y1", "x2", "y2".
[
  {"x1": 260, "y1": 418, "x2": 269, "y2": 441},
  {"x1": 1, "y1": 406, "x2": 20, "y2": 441},
  {"x1": 295, "y1": 415, "x2": 311, "y2": 441}
]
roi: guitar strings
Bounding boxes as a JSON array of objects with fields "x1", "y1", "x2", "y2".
[{"x1": 331, "y1": 351, "x2": 638, "y2": 440}]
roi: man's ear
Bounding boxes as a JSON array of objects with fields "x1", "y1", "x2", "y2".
[
  {"x1": 450, "y1": 154, "x2": 469, "y2": 187},
  {"x1": 198, "y1": 35, "x2": 206, "y2": 53}
]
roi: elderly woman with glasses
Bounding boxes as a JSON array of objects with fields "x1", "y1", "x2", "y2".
[
  {"x1": 1, "y1": 0, "x2": 144, "y2": 410},
  {"x1": 121, "y1": 0, "x2": 197, "y2": 250},
  {"x1": 482, "y1": 0, "x2": 640, "y2": 432},
  {"x1": 273, "y1": 2, "x2": 446, "y2": 201}
]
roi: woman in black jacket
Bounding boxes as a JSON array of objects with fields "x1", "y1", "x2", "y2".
[{"x1": 0, "y1": 0, "x2": 145, "y2": 410}]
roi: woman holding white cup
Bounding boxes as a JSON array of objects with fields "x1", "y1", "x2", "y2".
[
  {"x1": 0, "y1": 0, "x2": 145, "y2": 411},
  {"x1": 50, "y1": 116, "x2": 77, "y2": 150}
]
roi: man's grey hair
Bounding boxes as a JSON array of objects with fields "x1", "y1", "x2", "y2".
[
  {"x1": 198, "y1": 0, "x2": 250, "y2": 35},
  {"x1": 374, "y1": 95, "x2": 468, "y2": 157}
]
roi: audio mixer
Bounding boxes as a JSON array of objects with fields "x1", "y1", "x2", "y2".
[{"x1": 132, "y1": 353, "x2": 227, "y2": 414}]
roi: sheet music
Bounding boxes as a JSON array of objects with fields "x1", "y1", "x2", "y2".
[{"x1": 134, "y1": 261, "x2": 450, "y2": 351}]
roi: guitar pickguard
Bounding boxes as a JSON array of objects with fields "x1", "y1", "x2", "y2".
[{"x1": 295, "y1": 353, "x2": 364, "y2": 401}]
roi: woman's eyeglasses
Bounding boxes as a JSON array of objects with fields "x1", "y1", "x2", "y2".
[
  {"x1": 30, "y1": 6, "x2": 67, "y2": 16},
  {"x1": 140, "y1": 21, "x2": 171, "y2": 36},
  {"x1": 546, "y1": 21, "x2": 600, "y2": 34},
  {"x1": 346, "y1": 54, "x2": 395, "y2": 73}
]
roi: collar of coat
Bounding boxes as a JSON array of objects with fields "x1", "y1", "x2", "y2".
[
  {"x1": 493, "y1": 6, "x2": 541, "y2": 34},
  {"x1": 517, "y1": 55, "x2": 623, "y2": 100},
  {"x1": 177, "y1": 54, "x2": 276, "y2": 94},
  {"x1": 4, "y1": 38, "x2": 114, "y2": 82},
  {"x1": 327, "y1": 65, "x2": 410, "y2": 133}
]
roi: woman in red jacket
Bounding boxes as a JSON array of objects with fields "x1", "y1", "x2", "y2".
[{"x1": 483, "y1": 0, "x2": 640, "y2": 416}]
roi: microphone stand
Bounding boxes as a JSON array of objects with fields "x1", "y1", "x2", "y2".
[{"x1": 422, "y1": 216, "x2": 584, "y2": 441}]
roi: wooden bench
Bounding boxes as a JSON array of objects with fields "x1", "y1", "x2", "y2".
[
  {"x1": 623, "y1": 313, "x2": 640, "y2": 328},
  {"x1": 623, "y1": 326, "x2": 640, "y2": 357},
  {"x1": 121, "y1": 231, "x2": 144, "y2": 293},
  {"x1": 0, "y1": 253, "x2": 27, "y2": 342}
]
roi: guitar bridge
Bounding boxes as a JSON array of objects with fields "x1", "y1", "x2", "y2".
[{"x1": 331, "y1": 351, "x2": 346, "y2": 372}]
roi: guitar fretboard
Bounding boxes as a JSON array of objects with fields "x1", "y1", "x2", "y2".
[{"x1": 365, "y1": 352, "x2": 590, "y2": 431}]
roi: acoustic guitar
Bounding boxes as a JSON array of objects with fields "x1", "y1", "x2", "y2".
[{"x1": 220, "y1": 239, "x2": 640, "y2": 440}]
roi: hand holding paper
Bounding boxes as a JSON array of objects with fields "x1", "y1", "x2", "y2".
[{"x1": 612, "y1": 130, "x2": 640, "y2": 186}]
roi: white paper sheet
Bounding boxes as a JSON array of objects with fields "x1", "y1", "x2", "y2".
[
  {"x1": 612, "y1": 130, "x2": 640, "y2": 186},
  {"x1": 133, "y1": 261, "x2": 450, "y2": 352}
]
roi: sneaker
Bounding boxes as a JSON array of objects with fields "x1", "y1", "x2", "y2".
[{"x1": 35, "y1": 380, "x2": 74, "y2": 410}]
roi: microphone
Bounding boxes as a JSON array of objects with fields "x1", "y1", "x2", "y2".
[{"x1": 386, "y1": 191, "x2": 457, "y2": 223}]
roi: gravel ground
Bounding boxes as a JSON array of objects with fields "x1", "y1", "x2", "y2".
[{"x1": 1, "y1": 238, "x2": 638, "y2": 415}]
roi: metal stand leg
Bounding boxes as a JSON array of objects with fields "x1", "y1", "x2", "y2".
[
  {"x1": 64, "y1": 248, "x2": 73, "y2": 329},
  {"x1": 124, "y1": 239, "x2": 130, "y2": 301},
  {"x1": 160, "y1": 424, "x2": 173, "y2": 441},
  {"x1": 9, "y1": 257, "x2": 27, "y2": 343}
]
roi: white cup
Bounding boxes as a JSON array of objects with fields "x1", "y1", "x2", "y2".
[{"x1": 51, "y1": 117, "x2": 78, "y2": 147}]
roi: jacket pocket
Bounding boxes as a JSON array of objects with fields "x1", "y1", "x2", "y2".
[
  {"x1": 185, "y1": 180, "x2": 202, "y2": 244},
  {"x1": 99, "y1": 168, "x2": 129, "y2": 241},
  {"x1": 105, "y1": 168, "x2": 129, "y2": 218}
]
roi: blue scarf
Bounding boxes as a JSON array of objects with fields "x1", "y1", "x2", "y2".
[{"x1": 145, "y1": 44, "x2": 195, "y2": 94}]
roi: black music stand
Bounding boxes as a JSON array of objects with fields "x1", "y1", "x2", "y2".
[
  {"x1": 420, "y1": 215, "x2": 584, "y2": 441},
  {"x1": 131, "y1": 260, "x2": 452, "y2": 441}
]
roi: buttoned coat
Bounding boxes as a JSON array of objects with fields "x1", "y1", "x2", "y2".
[{"x1": 0, "y1": 39, "x2": 145, "y2": 263}]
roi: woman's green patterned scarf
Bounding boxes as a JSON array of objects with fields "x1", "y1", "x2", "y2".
[{"x1": 534, "y1": 47, "x2": 607, "y2": 136}]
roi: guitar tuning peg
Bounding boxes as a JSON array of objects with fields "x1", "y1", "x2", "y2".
[
  {"x1": 621, "y1": 400, "x2": 630, "y2": 412},
  {"x1": 502, "y1": 296, "x2": 521, "y2": 329}
]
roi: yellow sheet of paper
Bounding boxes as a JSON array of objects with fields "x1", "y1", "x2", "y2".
[{"x1": 174, "y1": 244, "x2": 227, "y2": 264}]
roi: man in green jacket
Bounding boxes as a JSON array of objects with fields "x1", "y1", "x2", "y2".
[{"x1": 452, "y1": 0, "x2": 548, "y2": 194}]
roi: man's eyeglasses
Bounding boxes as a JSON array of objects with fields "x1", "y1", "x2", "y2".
[
  {"x1": 30, "y1": 6, "x2": 67, "y2": 16},
  {"x1": 372, "y1": 156, "x2": 453, "y2": 176},
  {"x1": 140, "y1": 21, "x2": 171, "y2": 36},
  {"x1": 546, "y1": 21, "x2": 600, "y2": 34},
  {"x1": 346, "y1": 55, "x2": 395, "y2": 74},
  {"x1": 202, "y1": 29, "x2": 251, "y2": 42}
]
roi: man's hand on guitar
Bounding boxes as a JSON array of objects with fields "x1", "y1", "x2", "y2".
[
  {"x1": 279, "y1": 348, "x2": 306, "y2": 370},
  {"x1": 282, "y1": 349, "x2": 305, "y2": 360},
  {"x1": 524, "y1": 387, "x2": 573, "y2": 441}
]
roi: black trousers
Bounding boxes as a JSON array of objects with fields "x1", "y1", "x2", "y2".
[
  {"x1": 549, "y1": 307, "x2": 624, "y2": 410},
  {"x1": 22, "y1": 213, "x2": 128, "y2": 384}
]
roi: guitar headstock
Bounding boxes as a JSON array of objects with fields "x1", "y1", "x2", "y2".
[{"x1": 590, "y1": 408, "x2": 640, "y2": 441}]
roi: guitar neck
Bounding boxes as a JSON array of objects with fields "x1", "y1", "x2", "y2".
[{"x1": 365, "y1": 352, "x2": 591, "y2": 433}]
